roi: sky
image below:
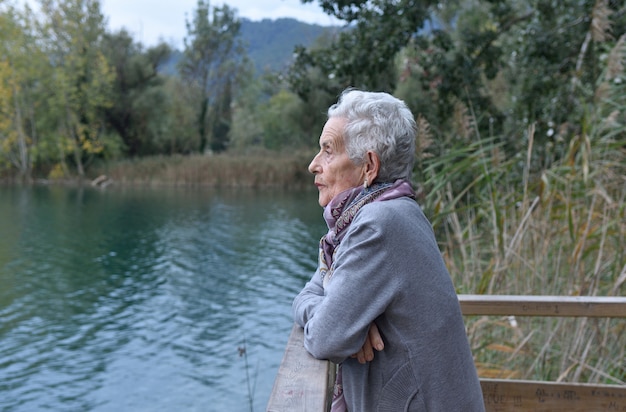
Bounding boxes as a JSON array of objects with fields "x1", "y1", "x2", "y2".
[
  {"x1": 12, "y1": 0, "x2": 340, "y2": 48},
  {"x1": 101, "y1": 0, "x2": 341, "y2": 48}
]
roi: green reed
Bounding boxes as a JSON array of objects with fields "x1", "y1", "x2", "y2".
[
  {"x1": 90, "y1": 149, "x2": 314, "y2": 189},
  {"x1": 419, "y1": 88, "x2": 625, "y2": 384}
]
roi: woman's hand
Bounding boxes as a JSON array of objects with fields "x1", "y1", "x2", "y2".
[{"x1": 351, "y1": 323, "x2": 384, "y2": 364}]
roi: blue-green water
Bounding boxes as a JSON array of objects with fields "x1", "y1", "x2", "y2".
[{"x1": 0, "y1": 185, "x2": 325, "y2": 411}]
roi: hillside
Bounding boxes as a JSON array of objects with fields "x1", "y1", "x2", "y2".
[
  {"x1": 161, "y1": 17, "x2": 339, "y2": 76},
  {"x1": 241, "y1": 17, "x2": 337, "y2": 73}
]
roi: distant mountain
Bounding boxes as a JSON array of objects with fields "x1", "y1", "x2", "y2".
[
  {"x1": 159, "y1": 18, "x2": 339, "y2": 76},
  {"x1": 241, "y1": 17, "x2": 337, "y2": 73}
]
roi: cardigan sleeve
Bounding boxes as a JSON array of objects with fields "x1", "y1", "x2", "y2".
[
  {"x1": 296, "y1": 204, "x2": 409, "y2": 364},
  {"x1": 292, "y1": 262, "x2": 325, "y2": 328}
]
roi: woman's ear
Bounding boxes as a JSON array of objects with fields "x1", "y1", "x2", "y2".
[{"x1": 364, "y1": 150, "x2": 380, "y2": 184}]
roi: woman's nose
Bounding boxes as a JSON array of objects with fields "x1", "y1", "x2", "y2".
[{"x1": 308, "y1": 153, "x2": 321, "y2": 174}]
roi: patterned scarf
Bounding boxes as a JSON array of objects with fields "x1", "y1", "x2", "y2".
[{"x1": 317, "y1": 179, "x2": 415, "y2": 411}]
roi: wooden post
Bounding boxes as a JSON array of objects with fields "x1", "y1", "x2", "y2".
[{"x1": 267, "y1": 323, "x2": 335, "y2": 412}]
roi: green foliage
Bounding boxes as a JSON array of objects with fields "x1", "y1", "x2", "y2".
[
  {"x1": 159, "y1": 77, "x2": 199, "y2": 154},
  {"x1": 292, "y1": 0, "x2": 437, "y2": 98},
  {"x1": 38, "y1": 0, "x2": 115, "y2": 176},
  {"x1": 101, "y1": 29, "x2": 172, "y2": 157},
  {"x1": 0, "y1": 4, "x2": 48, "y2": 180},
  {"x1": 259, "y1": 90, "x2": 306, "y2": 149},
  {"x1": 298, "y1": 0, "x2": 625, "y2": 181},
  {"x1": 179, "y1": 0, "x2": 249, "y2": 154},
  {"x1": 404, "y1": 0, "x2": 625, "y2": 169},
  {"x1": 1, "y1": 1, "x2": 336, "y2": 176},
  {"x1": 502, "y1": 1, "x2": 600, "y2": 145},
  {"x1": 229, "y1": 78, "x2": 265, "y2": 148},
  {"x1": 232, "y1": 82, "x2": 325, "y2": 151},
  {"x1": 210, "y1": 78, "x2": 232, "y2": 152}
]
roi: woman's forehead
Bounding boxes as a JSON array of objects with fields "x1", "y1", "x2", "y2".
[{"x1": 319, "y1": 117, "x2": 347, "y2": 147}]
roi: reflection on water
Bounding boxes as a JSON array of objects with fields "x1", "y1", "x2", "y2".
[{"x1": 0, "y1": 185, "x2": 325, "y2": 411}]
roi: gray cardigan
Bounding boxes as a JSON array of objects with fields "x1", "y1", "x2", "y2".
[{"x1": 293, "y1": 197, "x2": 485, "y2": 411}]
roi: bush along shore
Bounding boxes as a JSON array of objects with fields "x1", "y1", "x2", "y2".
[{"x1": 0, "y1": 151, "x2": 317, "y2": 189}]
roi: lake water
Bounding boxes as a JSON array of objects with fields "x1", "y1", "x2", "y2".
[{"x1": 0, "y1": 185, "x2": 326, "y2": 412}]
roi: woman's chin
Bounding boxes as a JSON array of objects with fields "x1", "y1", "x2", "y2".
[{"x1": 318, "y1": 194, "x2": 330, "y2": 208}]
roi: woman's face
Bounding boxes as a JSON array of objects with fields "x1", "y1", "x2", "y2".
[{"x1": 308, "y1": 117, "x2": 364, "y2": 207}]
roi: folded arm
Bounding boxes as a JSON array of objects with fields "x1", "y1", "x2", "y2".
[{"x1": 293, "y1": 214, "x2": 398, "y2": 364}]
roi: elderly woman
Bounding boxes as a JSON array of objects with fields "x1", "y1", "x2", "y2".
[{"x1": 293, "y1": 89, "x2": 485, "y2": 411}]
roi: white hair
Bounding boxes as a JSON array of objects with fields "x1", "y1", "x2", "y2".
[{"x1": 328, "y1": 89, "x2": 416, "y2": 183}]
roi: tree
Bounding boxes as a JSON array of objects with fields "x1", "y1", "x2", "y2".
[
  {"x1": 292, "y1": 0, "x2": 438, "y2": 98},
  {"x1": 179, "y1": 0, "x2": 248, "y2": 153},
  {"x1": 298, "y1": 0, "x2": 625, "y2": 167},
  {"x1": 501, "y1": 0, "x2": 625, "y2": 157},
  {"x1": 416, "y1": 0, "x2": 625, "y2": 164},
  {"x1": 38, "y1": 0, "x2": 115, "y2": 177},
  {"x1": 0, "y1": 4, "x2": 47, "y2": 180},
  {"x1": 101, "y1": 29, "x2": 171, "y2": 156}
]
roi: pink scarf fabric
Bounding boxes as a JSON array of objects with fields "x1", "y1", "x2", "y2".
[{"x1": 318, "y1": 179, "x2": 415, "y2": 411}]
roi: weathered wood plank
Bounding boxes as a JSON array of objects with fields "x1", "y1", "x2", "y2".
[
  {"x1": 481, "y1": 378, "x2": 626, "y2": 412},
  {"x1": 267, "y1": 323, "x2": 335, "y2": 412},
  {"x1": 459, "y1": 295, "x2": 626, "y2": 317}
]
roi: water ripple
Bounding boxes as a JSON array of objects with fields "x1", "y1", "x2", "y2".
[{"x1": 0, "y1": 186, "x2": 324, "y2": 412}]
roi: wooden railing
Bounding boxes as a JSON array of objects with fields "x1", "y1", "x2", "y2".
[
  {"x1": 267, "y1": 295, "x2": 626, "y2": 412},
  {"x1": 266, "y1": 323, "x2": 336, "y2": 412}
]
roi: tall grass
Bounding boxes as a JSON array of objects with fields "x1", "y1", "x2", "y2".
[
  {"x1": 90, "y1": 149, "x2": 315, "y2": 189},
  {"x1": 418, "y1": 60, "x2": 626, "y2": 384}
]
